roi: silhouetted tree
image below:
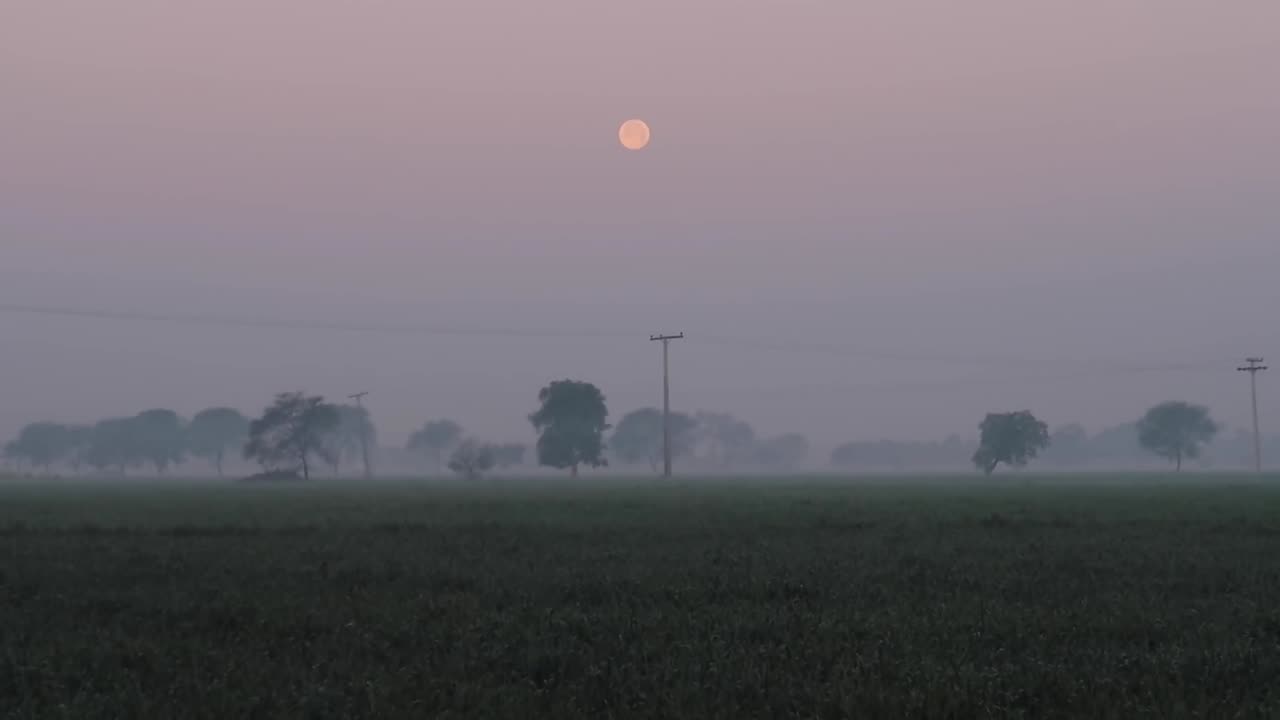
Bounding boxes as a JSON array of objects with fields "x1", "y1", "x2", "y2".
[
  {"x1": 972, "y1": 411, "x2": 1050, "y2": 475},
  {"x1": 86, "y1": 417, "x2": 142, "y2": 475},
  {"x1": 447, "y1": 439, "x2": 496, "y2": 480},
  {"x1": 529, "y1": 380, "x2": 609, "y2": 477},
  {"x1": 1137, "y1": 401, "x2": 1218, "y2": 471},
  {"x1": 132, "y1": 409, "x2": 187, "y2": 475},
  {"x1": 693, "y1": 411, "x2": 756, "y2": 468},
  {"x1": 611, "y1": 408, "x2": 697, "y2": 473},
  {"x1": 187, "y1": 408, "x2": 249, "y2": 477},
  {"x1": 4, "y1": 423, "x2": 71, "y2": 473},
  {"x1": 407, "y1": 419, "x2": 463, "y2": 472},
  {"x1": 244, "y1": 392, "x2": 339, "y2": 481}
]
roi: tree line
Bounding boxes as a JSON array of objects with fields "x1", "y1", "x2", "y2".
[
  {"x1": 877, "y1": 401, "x2": 1222, "y2": 475},
  {"x1": 1, "y1": 378, "x2": 813, "y2": 479},
  {"x1": 1, "y1": 381, "x2": 1237, "y2": 477}
]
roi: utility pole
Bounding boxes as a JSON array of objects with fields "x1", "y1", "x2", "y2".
[
  {"x1": 348, "y1": 391, "x2": 372, "y2": 479},
  {"x1": 649, "y1": 333, "x2": 684, "y2": 478},
  {"x1": 1237, "y1": 359, "x2": 1268, "y2": 474}
]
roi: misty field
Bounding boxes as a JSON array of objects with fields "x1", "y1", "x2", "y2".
[{"x1": 2, "y1": 476, "x2": 1279, "y2": 718}]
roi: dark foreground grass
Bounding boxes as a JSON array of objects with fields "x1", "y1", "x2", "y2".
[{"x1": 2, "y1": 476, "x2": 1280, "y2": 718}]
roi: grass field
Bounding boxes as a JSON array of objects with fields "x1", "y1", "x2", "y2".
[{"x1": 2, "y1": 475, "x2": 1280, "y2": 718}]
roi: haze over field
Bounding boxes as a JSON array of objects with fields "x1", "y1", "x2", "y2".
[{"x1": 3, "y1": 1, "x2": 1278, "y2": 453}]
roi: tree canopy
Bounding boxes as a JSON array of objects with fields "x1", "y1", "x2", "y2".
[
  {"x1": 243, "y1": 393, "x2": 339, "y2": 481},
  {"x1": 407, "y1": 419, "x2": 464, "y2": 471},
  {"x1": 693, "y1": 411, "x2": 757, "y2": 468},
  {"x1": 447, "y1": 439, "x2": 496, "y2": 481},
  {"x1": 611, "y1": 408, "x2": 697, "y2": 473},
  {"x1": 187, "y1": 408, "x2": 249, "y2": 477},
  {"x1": 529, "y1": 380, "x2": 609, "y2": 476},
  {"x1": 132, "y1": 409, "x2": 187, "y2": 475},
  {"x1": 972, "y1": 411, "x2": 1050, "y2": 475},
  {"x1": 1137, "y1": 401, "x2": 1218, "y2": 471},
  {"x1": 4, "y1": 422, "x2": 72, "y2": 471}
]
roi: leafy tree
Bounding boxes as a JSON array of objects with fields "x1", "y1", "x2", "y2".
[
  {"x1": 1137, "y1": 401, "x2": 1219, "y2": 471},
  {"x1": 85, "y1": 417, "x2": 143, "y2": 475},
  {"x1": 187, "y1": 408, "x2": 249, "y2": 477},
  {"x1": 610, "y1": 408, "x2": 697, "y2": 473},
  {"x1": 972, "y1": 411, "x2": 1050, "y2": 475},
  {"x1": 447, "y1": 439, "x2": 496, "y2": 480},
  {"x1": 693, "y1": 411, "x2": 757, "y2": 467},
  {"x1": 529, "y1": 380, "x2": 610, "y2": 477},
  {"x1": 4, "y1": 423, "x2": 71, "y2": 472},
  {"x1": 132, "y1": 409, "x2": 187, "y2": 475},
  {"x1": 407, "y1": 419, "x2": 463, "y2": 472},
  {"x1": 244, "y1": 392, "x2": 340, "y2": 481},
  {"x1": 491, "y1": 443, "x2": 527, "y2": 469},
  {"x1": 753, "y1": 433, "x2": 810, "y2": 470}
]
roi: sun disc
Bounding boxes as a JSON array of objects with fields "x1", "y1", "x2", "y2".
[{"x1": 619, "y1": 119, "x2": 651, "y2": 150}]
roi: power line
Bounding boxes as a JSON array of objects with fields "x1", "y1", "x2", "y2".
[
  {"x1": 0, "y1": 301, "x2": 1262, "y2": 382},
  {"x1": 0, "y1": 302, "x2": 636, "y2": 340},
  {"x1": 1237, "y1": 358, "x2": 1267, "y2": 473}
]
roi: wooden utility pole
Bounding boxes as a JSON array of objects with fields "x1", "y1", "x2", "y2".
[
  {"x1": 1237, "y1": 358, "x2": 1267, "y2": 473},
  {"x1": 649, "y1": 333, "x2": 685, "y2": 478},
  {"x1": 348, "y1": 391, "x2": 372, "y2": 479}
]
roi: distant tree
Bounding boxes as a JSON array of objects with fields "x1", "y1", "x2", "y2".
[
  {"x1": 187, "y1": 408, "x2": 249, "y2": 477},
  {"x1": 85, "y1": 417, "x2": 143, "y2": 475},
  {"x1": 131, "y1": 409, "x2": 187, "y2": 475},
  {"x1": 529, "y1": 380, "x2": 610, "y2": 477},
  {"x1": 243, "y1": 392, "x2": 340, "y2": 481},
  {"x1": 972, "y1": 411, "x2": 1050, "y2": 475},
  {"x1": 62, "y1": 425, "x2": 94, "y2": 474},
  {"x1": 693, "y1": 411, "x2": 757, "y2": 468},
  {"x1": 326, "y1": 404, "x2": 377, "y2": 475},
  {"x1": 491, "y1": 443, "x2": 527, "y2": 470},
  {"x1": 1137, "y1": 401, "x2": 1219, "y2": 471},
  {"x1": 407, "y1": 419, "x2": 463, "y2": 472},
  {"x1": 447, "y1": 439, "x2": 496, "y2": 481},
  {"x1": 4, "y1": 423, "x2": 71, "y2": 473},
  {"x1": 753, "y1": 433, "x2": 810, "y2": 470},
  {"x1": 611, "y1": 408, "x2": 697, "y2": 473},
  {"x1": 1044, "y1": 423, "x2": 1089, "y2": 466}
]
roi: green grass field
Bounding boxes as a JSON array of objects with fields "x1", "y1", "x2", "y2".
[{"x1": 3, "y1": 475, "x2": 1280, "y2": 718}]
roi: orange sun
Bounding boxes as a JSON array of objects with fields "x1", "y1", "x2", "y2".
[{"x1": 618, "y1": 119, "x2": 651, "y2": 150}]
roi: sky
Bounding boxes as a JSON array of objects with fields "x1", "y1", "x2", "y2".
[{"x1": 2, "y1": 1, "x2": 1278, "y2": 457}]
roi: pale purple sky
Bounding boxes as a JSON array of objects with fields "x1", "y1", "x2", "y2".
[{"x1": 2, "y1": 1, "x2": 1278, "y2": 455}]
